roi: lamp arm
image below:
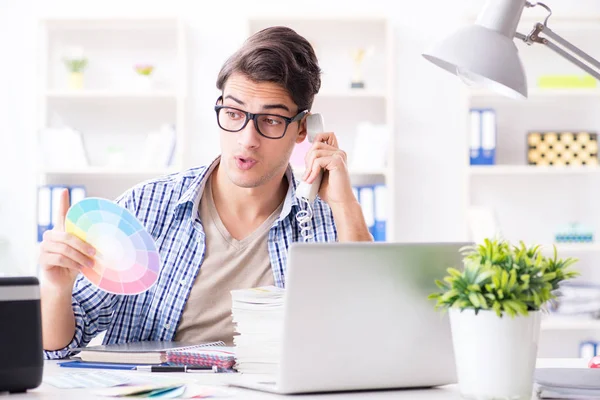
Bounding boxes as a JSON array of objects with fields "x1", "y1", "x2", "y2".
[
  {"x1": 515, "y1": 22, "x2": 600, "y2": 81},
  {"x1": 542, "y1": 25, "x2": 600, "y2": 72}
]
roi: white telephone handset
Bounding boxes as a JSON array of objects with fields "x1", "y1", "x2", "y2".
[
  {"x1": 295, "y1": 113, "x2": 325, "y2": 242},
  {"x1": 296, "y1": 113, "x2": 325, "y2": 203}
]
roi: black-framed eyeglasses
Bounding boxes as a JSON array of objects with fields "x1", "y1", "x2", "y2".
[{"x1": 214, "y1": 96, "x2": 309, "y2": 139}]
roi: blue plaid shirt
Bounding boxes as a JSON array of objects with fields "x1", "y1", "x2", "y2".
[{"x1": 44, "y1": 158, "x2": 337, "y2": 359}]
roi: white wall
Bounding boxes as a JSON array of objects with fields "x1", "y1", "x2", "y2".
[
  {"x1": 8, "y1": 0, "x2": 600, "y2": 274},
  {"x1": 0, "y1": 1, "x2": 38, "y2": 275}
]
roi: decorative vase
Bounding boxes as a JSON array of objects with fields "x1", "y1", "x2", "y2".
[
  {"x1": 449, "y1": 308, "x2": 541, "y2": 400},
  {"x1": 68, "y1": 72, "x2": 84, "y2": 90}
]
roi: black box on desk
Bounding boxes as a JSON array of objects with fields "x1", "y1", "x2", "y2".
[{"x1": 0, "y1": 277, "x2": 43, "y2": 393}]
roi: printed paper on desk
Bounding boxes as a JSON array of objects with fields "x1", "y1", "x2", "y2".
[
  {"x1": 149, "y1": 384, "x2": 187, "y2": 399},
  {"x1": 44, "y1": 371, "x2": 184, "y2": 389},
  {"x1": 181, "y1": 383, "x2": 236, "y2": 398},
  {"x1": 94, "y1": 383, "x2": 185, "y2": 397},
  {"x1": 43, "y1": 371, "x2": 132, "y2": 389}
]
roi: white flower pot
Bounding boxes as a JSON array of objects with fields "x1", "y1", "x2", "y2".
[
  {"x1": 134, "y1": 74, "x2": 153, "y2": 91},
  {"x1": 68, "y1": 72, "x2": 84, "y2": 90},
  {"x1": 449, "y1": 308, "x2": 541, "y2": 400}
]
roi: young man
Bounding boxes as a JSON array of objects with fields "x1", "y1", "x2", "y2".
[{"x1": 40, "y1": 26, "x2": 372, "y2": 358}]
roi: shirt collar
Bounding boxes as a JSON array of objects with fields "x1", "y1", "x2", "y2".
[
  {"x1": 174, "y1": 156, "x2": 301, "y2": 221},
  {"x1": 174, "y1": 156, "x2": 220, "y2": 218},
  {"x1": 279, "y1": 164, "x2": 300, "y2": 222}
]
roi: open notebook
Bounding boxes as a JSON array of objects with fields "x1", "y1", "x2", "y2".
[{"x1": 71, "y1": 341, "x2": 225, "y2": 365}]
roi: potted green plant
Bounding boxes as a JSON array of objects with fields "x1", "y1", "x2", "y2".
[
  {"x1": 63, "y1": 51, "x2": 88, "y2": 90},
  {"x1": 133, "y1": 64, "x2": 155, "y2": 90},
  {"x1": 429, "y1": 238, "x2": 579, "y2": 400}
]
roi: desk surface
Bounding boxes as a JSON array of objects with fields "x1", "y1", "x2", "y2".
[{"x1": 8, "y1": 358, "x2": 588, "y2": 399}]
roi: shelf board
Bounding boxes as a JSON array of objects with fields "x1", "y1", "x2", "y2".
[
  {"x1": 542, "y1": 316, "x2": 600, "y2": 331},
  {"x1": 248, "y1": 15, "x2": 388, "y2": 23},
  {"x1": 549, "y1": 243, "x2": 600, "y2": 253},
  {"x1": 469, "y1": 87, "x2": 600, "y2": 99},
  {"x1": 46, "y1": 90, "x2": 178, "y2": 100},
  {"x1": 41, "y1": 167, "x2": 178, "y2": 176},
  {"x1": 292, "y1": 167, "x2": 388, "y2": 177},
  {"x1": 348, "y1": 168, "x2": 388, "y2": 176},
  {"x1": 43, "y1": 18, "x2": 181, "y2": 31},
  {"x1": 470, "y1": 165, "x2": 600, "y2": 175},
  {"x1": 317, "y1": 90, "x2": 387, "y2": 99}
]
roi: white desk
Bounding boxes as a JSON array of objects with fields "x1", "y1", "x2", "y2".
[{"x1": 7, "y1": 358, "x2": 587, "y2": 399}]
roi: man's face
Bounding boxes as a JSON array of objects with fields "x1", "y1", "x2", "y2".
[{"x1": 218, "y1": 73, "x2": 307, "y2": 189}]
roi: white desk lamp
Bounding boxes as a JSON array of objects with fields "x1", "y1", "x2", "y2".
[{"x1": 422, "y1": 0, "x2": 600, "y2": 99}]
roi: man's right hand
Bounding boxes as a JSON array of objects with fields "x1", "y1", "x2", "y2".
[{"x1": 39, "y1": 189, "x2": 96, "y2": 291}]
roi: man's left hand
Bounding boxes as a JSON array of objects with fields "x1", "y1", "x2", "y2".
[{"x1": 302, "y1": 132, "x2": 356, "y2": 207}]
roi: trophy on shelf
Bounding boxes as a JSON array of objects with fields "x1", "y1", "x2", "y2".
[{"x1": 349, "y1": 47, "x2": 373, "y2": 89}]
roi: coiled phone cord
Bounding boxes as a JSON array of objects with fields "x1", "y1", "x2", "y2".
[{"x1": 296, "y1": 197, "x2": 314, "y2": 242}]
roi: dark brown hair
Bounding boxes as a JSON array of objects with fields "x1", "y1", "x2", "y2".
[{"x1": 216, "y1": 26, "x2": 321, "y2": 112}]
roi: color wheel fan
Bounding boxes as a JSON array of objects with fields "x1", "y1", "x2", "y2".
[{"x1": 65, "y1": 198, "x2": 160, "y2": 295}]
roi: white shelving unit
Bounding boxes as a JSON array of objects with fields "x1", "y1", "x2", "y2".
[
  {"x1": 42, "y1": 166, "x2": 181, "y2": 176},
  {"x1": 33, "y1": 17, "x2": 188, "y2": 270},
  {"x1": 542, "y1": 315, "x2": 600, "y2": 331},
  {"x1": 247, "y1": 17, "x2": 395, "y2": 240},
  {"x1": 45, "y1": 90, "x2": 179, "y2": 99},
  {"x1": 470, "y1": 87, "x2": 600, "y2": 100},
  {"x1": 469, "y1": 165, "x2": 600, "y2": 176},
  {"x1": 464, "y1": 16, "x2": 600, "y2": 357}
]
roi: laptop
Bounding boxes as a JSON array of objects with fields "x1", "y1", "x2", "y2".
[{"x1": 232, "y1": 241, "x2": 468, "y2": 394}]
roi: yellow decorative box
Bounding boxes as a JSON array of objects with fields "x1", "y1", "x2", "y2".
[
  {"x1": 537, "y1": 75, "x2": 597, "y2": 89},
  {"x1": 527, "y1": 131, "x2": 598, "y2": 166}
]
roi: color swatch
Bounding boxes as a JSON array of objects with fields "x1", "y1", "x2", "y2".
[{"x1": 65, "y1": 198, "x2": 160, "y2": 295}]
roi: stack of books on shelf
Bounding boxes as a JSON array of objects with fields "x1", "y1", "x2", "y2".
[
  {"x1": 230, "y1": 286, "x2": 285, "y2": 375},
  {"x1": 549, "y1": 282, "x2": 600, "y2": 319}
]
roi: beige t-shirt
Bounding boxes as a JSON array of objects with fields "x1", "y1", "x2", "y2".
[{"x1": 174, "y1": 177, "x2": 281, "y2": 345}]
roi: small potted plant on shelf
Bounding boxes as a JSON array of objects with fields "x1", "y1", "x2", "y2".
[
  {"x1": 429, "y1": 238, "x2": 579, "y2": 400},
  {"x1": 63, "y1": 47, "x2": 88, "y2": 90},
  {"x1": 133, "y1": 63, "x2": 155, "y2": 90}
]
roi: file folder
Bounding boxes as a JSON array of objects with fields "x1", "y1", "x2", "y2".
[
  {"x1": 51, "y1": 186, "x2": 68, "y2": 228},
  {"x1": 469, "y1": 109, "x2": 481, "y2": 165},
  {"x1": 37, "y1": 184, "x2": 87, "y2": 241},
  {"x1": 469, "y1": 108, "x2": 496, "y2": 165},
  {"x1": 70, "y1": 185, "x2": 87, "y2": 205},
  {"x1": 374, "y1": 184, "x2": 387, "y2": 242},
  {"x1": 37, "y1": 186, "x2": 52, "y2": 242},
  {"x1": 358, "y1": 186, "x2": 375, "y2": 238},
  {"x1": 481, "y1": 109, "x2": 496, "y2": 165}
]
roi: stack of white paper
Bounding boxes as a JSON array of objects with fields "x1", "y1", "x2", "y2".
[
  {"x1": 230, "y1": 286, "x2": 285, "y2": 375},
  {"x1": 549, "y1": 282, "x2": 600, "y2": 318},
  {"x1": 535, "y1": 368, "x2": 600, "y2": 399}
]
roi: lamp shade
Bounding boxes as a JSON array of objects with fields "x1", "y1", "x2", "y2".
[{"x1": 422, "y1": 24, "x2": 528, "y2": 99}]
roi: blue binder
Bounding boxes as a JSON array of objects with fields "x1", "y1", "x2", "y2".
[
  {"x1": 470, "y1": 108, "x2": 496, "y2": 165},
  {"x1": 37, "y1": 184, "x2": 87, "y2": 241},
  {"x1": 354, "y1": 185, "x2": 387, "y2": 242},
  {"x1": 373, "y1": 184, "x2": 387, "y2": 242},
  {"x1": 37, "y1": 186, "x2": 52, "y2": 242}
]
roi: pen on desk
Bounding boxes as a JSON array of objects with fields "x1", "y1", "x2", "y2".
[{"x1": 135, "y1": 365, "x2": 233, "y2": 373}]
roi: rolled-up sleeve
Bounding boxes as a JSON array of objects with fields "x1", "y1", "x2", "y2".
[
  {"x1": 43, "y1": 189, "x2": 137, "y2": 359},
  {"x1": 43, "y1": 275, "x2": 119, "y2": 359}
]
